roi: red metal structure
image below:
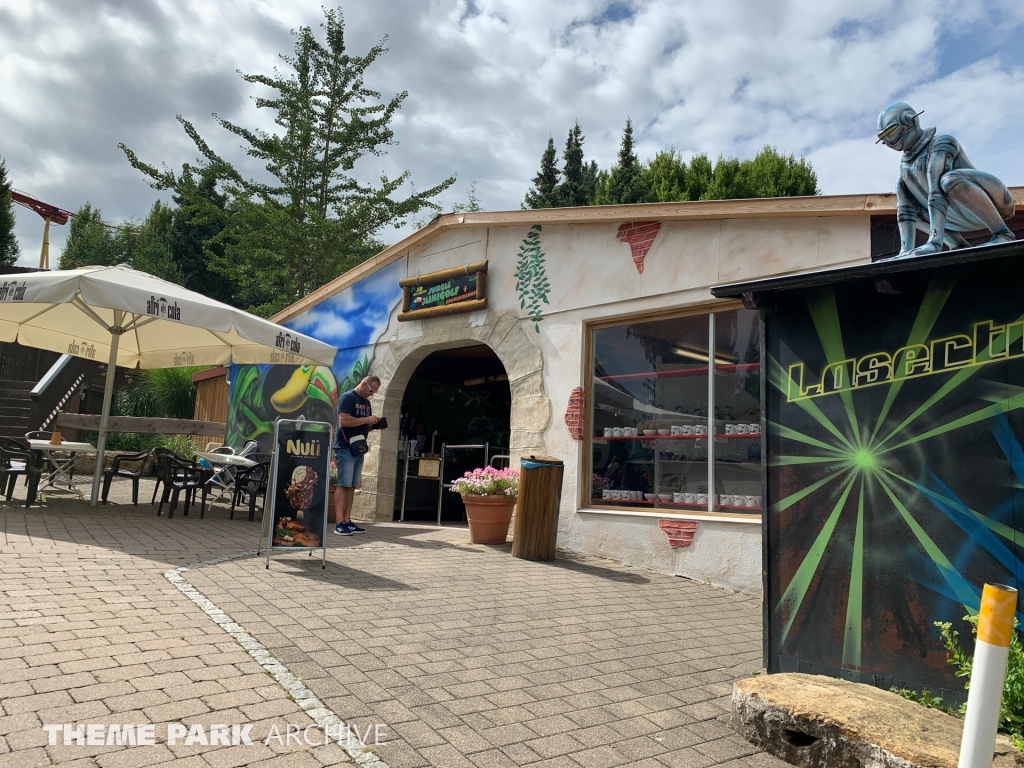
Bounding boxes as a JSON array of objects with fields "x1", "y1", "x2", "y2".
[{"x1": 10, "y1": 190, "x2": 74, "y2": 269}]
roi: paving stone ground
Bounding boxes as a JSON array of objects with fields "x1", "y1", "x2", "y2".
[{"x1": 1, "y1": 478, "x2": 785, "y2": 768}]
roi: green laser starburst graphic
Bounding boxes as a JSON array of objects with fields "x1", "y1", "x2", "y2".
[{"x1": 768, "y1": 276, "x2": 1024, "y2": 674}]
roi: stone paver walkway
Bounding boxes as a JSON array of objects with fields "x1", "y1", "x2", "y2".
[{"x1": 1, "y1": 480, "x2": 784, "y2": 768}]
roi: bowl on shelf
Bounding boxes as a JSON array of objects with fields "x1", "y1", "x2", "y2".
[
  {"x1": 644, "y1": 493, "x2": 657, "y2": 501},
  {"x1": 658, "y1": 493, "x2": 673, "y2": 502},
  {"x1": 657, "y1": 428, "x2": 671, "y2": 436},
  {"x1": 642, "y1": 429, "x2": 658, "y2": 436}
]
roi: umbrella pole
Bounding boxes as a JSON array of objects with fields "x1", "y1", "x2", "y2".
[{"x1": 90, "y1": 316, "x2": 123, "y2": 505}]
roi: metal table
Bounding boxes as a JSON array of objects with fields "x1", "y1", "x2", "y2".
[
  {"x1": 194, "y1": 451, "x2": 256, "y2": 501},
  {"x1": 28, "y1": 440, "x2": 97, "y2": 498}
]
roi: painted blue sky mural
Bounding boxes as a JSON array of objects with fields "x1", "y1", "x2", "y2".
[{"x1": 285, "y1": 259, "x2": 405, "y2": 387}]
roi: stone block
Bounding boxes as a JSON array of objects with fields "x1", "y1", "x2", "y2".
[
  {"x1": 510, "y1": 371, "x2": 545, "y2": 398},
  {"x1": 510, "y1": 395, "x2": 551, "y2": 432},
  {"x1": 732, "y1": 672, "x2": 1019, "y2": 768}
]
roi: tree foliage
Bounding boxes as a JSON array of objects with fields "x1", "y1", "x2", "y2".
[
  {"x1": 594, "y1": 119, "x2": 650, "y2": 205},
  {"x1": 524, "y1": 119, "x2": 820, "y2": 208},
  {"x1": 58, "y1": 202, "x2": 181, "y2": 282},
  {"x1": 0, "y1": 157, "x2": 20, "y2": 266},
  {"x1": 120, "y1": 7, "x2": 454, "y2": 316},
  {"x1": 523, "y1": 137, "x2": 561, "y2": 209}
]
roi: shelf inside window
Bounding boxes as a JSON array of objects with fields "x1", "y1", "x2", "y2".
[
  {"x1": 594, "y1": 362, "x2": 760, "y2": 382},
  {"x1": 589, "y1": 498, "x2": 760, "y2": 512},
  {"x1": 593, "y1": 433, "x2": 759, "y2": 441}
]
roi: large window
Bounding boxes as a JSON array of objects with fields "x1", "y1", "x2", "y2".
[{"x1": 589, "y1": 308, "x2": 761, "y2": 514}]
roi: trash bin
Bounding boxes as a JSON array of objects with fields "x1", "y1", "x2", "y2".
[{"x1": 512, "y1": 456, "x2": 564, "y2": 561}]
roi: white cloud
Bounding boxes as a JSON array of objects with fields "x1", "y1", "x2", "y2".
[{"x1": 2, "y1": 0, "x2": 1022, "y2": 266}]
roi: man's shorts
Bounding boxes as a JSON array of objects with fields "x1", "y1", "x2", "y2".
[{"x1": 334, "y1": 445, "x2": 364, "y2": 488}]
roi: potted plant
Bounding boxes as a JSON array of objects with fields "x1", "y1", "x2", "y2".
[{"x1": 451, "y1": 466, "x2": 520, "y2": 545}]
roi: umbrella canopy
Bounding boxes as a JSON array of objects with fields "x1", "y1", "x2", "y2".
[{"x1": 0, "y1": 265, "x2": 338, "y2": 503}]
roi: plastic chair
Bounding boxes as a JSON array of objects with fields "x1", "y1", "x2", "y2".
[
  {"x1": 25, "y1": 430, "x2": 79, "y2": 489},
  {"x1": 157, "y1": 454, "x2": 211, "y2": 519},
  {"x1": 230, "y1": 461, "x2": 270, "y2": 522},
  {"x1": 101, "y1": 449, "x2": 152, "y2": 505},
  {"x1": 0, "y1": 439, "x2": 41, "y2": 507}
]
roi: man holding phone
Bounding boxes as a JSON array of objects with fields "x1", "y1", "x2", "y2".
[{"x1": 334, "y1": 375, "x2": 380, "y2": 535}]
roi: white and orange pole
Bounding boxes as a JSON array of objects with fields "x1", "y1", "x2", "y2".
[{"x1": 958, "y1": 583, "x2": 1018, "y2": 768}]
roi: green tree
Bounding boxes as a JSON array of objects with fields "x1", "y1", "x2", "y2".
[
  {"x1": 120, "y1": 7, "x2": 454, "y2": 316},
  {"x1": 58, "y1": 203, "x2": 114, "y2": 269},
  {"x1": 594, "y1": 119, "x2": 651, "y2": 205},
  {"x1": 644, "y1": 149, "x2": 688, "y2": 202},
  {"x1": 523, "y1": 137, "x2": 561, "y2": 209},
  {"x1": 451, "y1": 180, "x2": 482, "y2": 213},
  {"x1": 167, "y1": 173, "x2": 236, "y2": 306},
  {"x1": 557, "y1": 122, "x2": 598, "y2": 207},
  {"x1": 685, "y1": 153, "x2": 714, "y2": 201},
  {"x1": 0, "y1": 157, "x2": 20, "y2": 266}
]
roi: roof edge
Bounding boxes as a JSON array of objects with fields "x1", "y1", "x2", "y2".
[{"x1": 273, "y1": 187, "x2": 1024, "y2": 324}]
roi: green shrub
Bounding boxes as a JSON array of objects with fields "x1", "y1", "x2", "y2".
[
  {"x1": 898, "y1": 615, "x2": 1024, "y2": 748},
  {"x1": 936, "y1": 615, "x2": 1024, "y2": 739}
]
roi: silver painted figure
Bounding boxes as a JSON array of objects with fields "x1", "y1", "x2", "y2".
[{"x1": 877, "y1": 102, "x2": 1015, "y2": 258}]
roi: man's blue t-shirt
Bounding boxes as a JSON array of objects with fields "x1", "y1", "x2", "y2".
[{"x1": 335, "y1": 389, "x2": 372, "y2": 448}]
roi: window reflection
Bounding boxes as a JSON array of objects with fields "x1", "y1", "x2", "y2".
[{"x1": 589, "y1": 309, "x2": 761, "y2": 513}]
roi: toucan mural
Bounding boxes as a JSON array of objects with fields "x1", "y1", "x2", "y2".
[{"x1": 225, "y1": 260, "x2": 404, "y2": 452}]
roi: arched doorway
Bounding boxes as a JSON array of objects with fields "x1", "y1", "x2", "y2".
[
  {"x1": 395, "y1": 345, "x2": 511, "y2": 522},
  {"x1": 353, "y1": 308, "x2": 551, "y2": 522}
]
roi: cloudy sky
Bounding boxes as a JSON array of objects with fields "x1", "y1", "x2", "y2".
[{"x1": 2, "y1": 0, "x2": 1023, "y2": 265}]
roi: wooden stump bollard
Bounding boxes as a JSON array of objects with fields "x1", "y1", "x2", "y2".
[{"x1": 512, "y1": 456, "x2": 564, "y2": 561}]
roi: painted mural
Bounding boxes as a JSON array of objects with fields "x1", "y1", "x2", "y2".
[
  {"x1": 225, "y1": 259, "x2": 405, "y2": 452},
  {"x1": 515, "y1": 225, "x2": 549, "y2": 333},
  {"x1": 765, "y1": 250, "x2": 1024, "y2": 702}
]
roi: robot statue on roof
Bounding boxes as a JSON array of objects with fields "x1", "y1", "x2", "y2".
[{"x1": 877, "y1": 102, "x2": 1016, "y2": 258}]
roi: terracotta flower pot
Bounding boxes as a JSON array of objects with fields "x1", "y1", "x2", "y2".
[{"x1": 462, "y1": 494, "x2": 516, "y2": 545}]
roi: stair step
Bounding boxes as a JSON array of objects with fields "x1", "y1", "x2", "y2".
[{"x1": 0, "y1": 380, "x2": 35, "y2": 390}]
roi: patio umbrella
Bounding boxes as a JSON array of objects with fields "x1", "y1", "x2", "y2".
[{"x1": 0, "y1": 264, "x2": 337, "y2": 504}]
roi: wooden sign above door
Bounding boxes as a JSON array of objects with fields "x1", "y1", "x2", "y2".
[{"x1": 398, "y1": 261, "x2": 488, "y2": 322}]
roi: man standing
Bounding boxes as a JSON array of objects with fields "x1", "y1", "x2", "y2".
[{"x1": 334, "y1": 375, "x2": 380, "y2": 535}]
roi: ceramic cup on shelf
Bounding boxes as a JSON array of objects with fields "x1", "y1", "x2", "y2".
[
  {"x1": 719, "y1": 494, "x2": 732, "y2": 506},
  {"x1": 725, "y1": 424, "x2": 737, "y2": 435},
  {"x1": 738, "y1": 424, "x2": 751, "y2": 434},
  {"x1": 696, "y1": 493, "x2": 708, "y2": 505},
  {"x1": 612, "y1": 427, "x2": 623, "y2": 437},
  {"x1": 750, "y1": 423, "x2": 762, "y2": 434},
  {"x1": 682, "y1": 425, "x2": 694, "y2": 436},
  {"x1": 695, "y1": 425, "x2": 708, "y2": 436},
  {"x1": 672, "y1": 492, "x2": 685, "y2": 503},
  {"x1": 683, "y1": 493, "x2": 696, "y2": 504},
  {"x1": 746, "y1": 495, "x2": 761, "y2": 508},
  {"x1": 670, "y1": 426, "x2": 681, "y2": 436}
]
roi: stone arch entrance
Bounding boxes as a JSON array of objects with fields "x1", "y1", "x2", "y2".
[{"x1": 354, "y1": 309, "x2": 550, "y2": 521}]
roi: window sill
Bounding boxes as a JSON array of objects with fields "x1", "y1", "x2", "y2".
[{"x1": 577, "y1": 507, "x2": 762, "y2": 524}]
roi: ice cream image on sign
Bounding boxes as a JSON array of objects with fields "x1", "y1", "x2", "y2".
[{"x1": 285, "y1": 465, "x2": 317, "y2": 512}]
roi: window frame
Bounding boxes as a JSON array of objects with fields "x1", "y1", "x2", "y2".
[{"x1": 581, "y1": 300, "x2": 763, "y2": 519}]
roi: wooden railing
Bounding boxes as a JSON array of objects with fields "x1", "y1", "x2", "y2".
[{"x1": 55, "y1": 413, "x2": 227, "y2": 437}]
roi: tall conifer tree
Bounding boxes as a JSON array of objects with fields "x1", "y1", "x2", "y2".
[
  {"x1": 523, "y1": 137, "x2": 561, "y2": 209},
  {"x1": 595, "y1": 119, "x2": 650, "y2": 205},
  {"x1": 0, "y1": 157, "x2": 20, "y2": 266}
]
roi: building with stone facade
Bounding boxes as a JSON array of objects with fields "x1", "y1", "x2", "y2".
[{"x1": 224, "y1": 189, "x2": 1024, "y2": 595}]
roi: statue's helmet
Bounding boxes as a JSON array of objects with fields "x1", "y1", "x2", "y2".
[{"x1": 876, "y1": 102, "x2": 923, "y2": 148}]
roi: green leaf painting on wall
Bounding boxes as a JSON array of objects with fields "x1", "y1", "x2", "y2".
[{"x1": 515, "y1": 224, "x2": 550, "y2": 333}]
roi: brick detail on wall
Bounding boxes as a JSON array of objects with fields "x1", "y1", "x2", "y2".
[
  {"x1": 616, "y1": 221, "x2": 662, "y2": 274},
  {"x1": 659, "y1": 519, "x2": 698, "y2": 548},
  {"x1": 564, "y1": 386, "x2": 584, "y2": 441}
]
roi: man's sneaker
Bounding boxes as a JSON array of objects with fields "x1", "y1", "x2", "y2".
[
  {"x1": 348, "y1": 522, "x2": 366, "y2": 534},
  {"x1": 333, "y1": 523, "x2": 354, "y2": 536}
]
